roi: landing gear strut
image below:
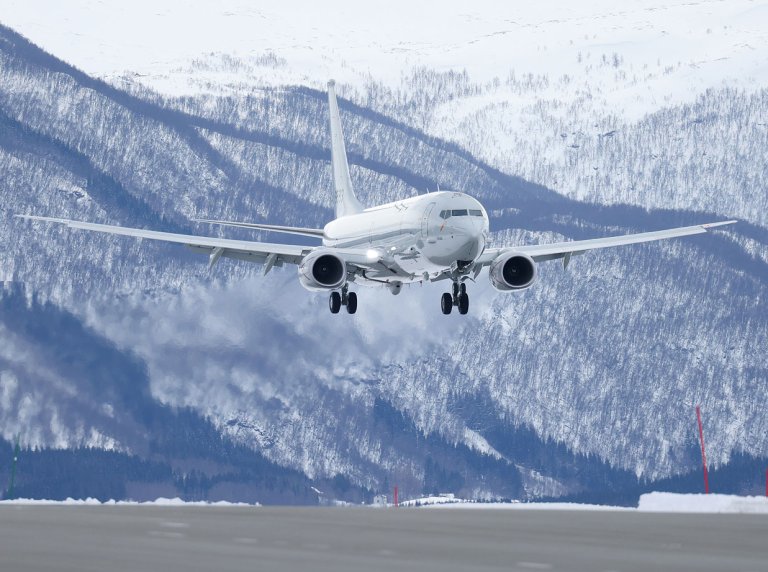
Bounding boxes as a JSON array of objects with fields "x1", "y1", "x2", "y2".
[
  {"x1": 329, "y1": 285, "x2": 357, "y2": 315},
  {"x1": 441, "y1": 281, "x2": 469, "y2": 315}
]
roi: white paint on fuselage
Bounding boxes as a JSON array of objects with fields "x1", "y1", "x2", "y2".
[{"x1": 323, "y1": 191, "x2": 489, "y2": 283}]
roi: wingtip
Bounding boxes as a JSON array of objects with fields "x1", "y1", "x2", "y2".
[
  {"x1": 14, "y1": 214, "x2": 70, "y2": 224},
  {"x1": 701, "y1": 220, "x2": 738, "y2": 230}
]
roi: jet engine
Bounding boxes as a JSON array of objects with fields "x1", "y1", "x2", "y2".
[
  {"x1": 298, "y1": 249, "x2": 347, "y2": 291},
  {"x1": 489, "y1": 251, "x2": 537, "y2": 291}
]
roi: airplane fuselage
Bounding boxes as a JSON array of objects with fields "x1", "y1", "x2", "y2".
[{"x1": 322, "y1": 191, "x2": 489, "y2": 283}]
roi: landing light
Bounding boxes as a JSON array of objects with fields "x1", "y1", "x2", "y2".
[{"x1": 366, "y1": 249, "x2": 380, "y2": 260}]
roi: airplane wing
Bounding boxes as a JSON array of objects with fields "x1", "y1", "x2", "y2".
[
  {"x1": 476, "y1": 220, "x2": 737, "y2": 267},
  {"x1": 194, "y1": 218, "x2": 325, "y2": 239},
  {"x1": 16, "y1": 214, "x2": 316, "y2": 271}
]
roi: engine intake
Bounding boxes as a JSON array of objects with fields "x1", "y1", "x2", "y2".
[
  {"x1": 298, "y1": 249, "x2": 347, "y2": 291},
  {"x1": 489, "y1": 251, "x2": 537, "y2": 291}
]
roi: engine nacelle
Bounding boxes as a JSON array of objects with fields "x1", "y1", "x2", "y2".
[
  {"x1": 298, "y1": 249, "x2": 347, "y2": 291},
  {"x1": 489, "y1": 251, "x2": 537, "y2": 291}
]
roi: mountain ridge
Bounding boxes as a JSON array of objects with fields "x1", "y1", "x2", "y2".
[{"x1": 0, "y1": 24, "x2": 765, "y2": 501}]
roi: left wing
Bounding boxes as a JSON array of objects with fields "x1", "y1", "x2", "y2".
[{"x1": 477, "y1": 220, "x2": 737, "y2": 266}]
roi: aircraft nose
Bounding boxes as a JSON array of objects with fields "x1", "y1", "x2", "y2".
[{"x1": 450, "y1": 219, "x2": 485, "y2": 260}]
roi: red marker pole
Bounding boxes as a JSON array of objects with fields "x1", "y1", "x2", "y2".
[
  {"x1": 394, "y1": 485, "x2": 398, "y2": 508},
  {"x1": 765, "y1": 469, "x2": 767, "y2": 498},
  {"x1": 696, "y1": 405, "x2": 709, "y2": 494}
]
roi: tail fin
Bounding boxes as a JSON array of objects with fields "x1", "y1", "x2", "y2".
[{"x1": 327, "y1": 80, "x2": 364, "y2": 218}]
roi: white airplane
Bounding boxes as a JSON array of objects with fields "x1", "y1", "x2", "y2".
[{"x1": 18, "y1": 80, "x2": 736, "y2": 315}]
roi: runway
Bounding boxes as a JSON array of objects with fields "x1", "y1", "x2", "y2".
[{"x1": 0, "y1": 505, "x2": 766, "y2": 572}]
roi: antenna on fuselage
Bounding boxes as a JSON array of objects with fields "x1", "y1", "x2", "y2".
[{"x1": 327, "y1": 80, "x2": 364, "y2": 218}]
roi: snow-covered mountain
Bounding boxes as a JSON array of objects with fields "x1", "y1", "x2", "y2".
[{"x1": 0, "y1": 2, "x2": 766, "y2": 502}]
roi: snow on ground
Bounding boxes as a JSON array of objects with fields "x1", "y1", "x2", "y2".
[
  {"x1": 403, "y1": 496, "x2": 631, "y2": 510},
  {"x1": 3, "y1": 493, "x2": 767, "y2": 512},
  {"x1": 401, "y1": 493, "x2": 768, "y2": 513},
  {"x1": 0, "y1": 497, "x2": 256, "y2": 506},
  {"x1": 425, "y1": 501, "x2": 633, "y2": 511},
  {"x1": 638, "y1": 492, "x2": 768, "y2": 514},
  {"x1": 1, "y1": 0, "x2": 766, "y2": 108}
]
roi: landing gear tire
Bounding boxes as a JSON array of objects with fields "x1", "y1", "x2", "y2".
[
  {"x1": 459, "y1": 282, "x2": 467, "y2": 296},
  {"x1": 458, "y1": 292, "x2": 469, "y2": 315},
  {"x1": 346, "y1": 291, "x2": 358, "y2": 314},
  {"x1": 441, "y1": 292, "x2": 453, "y2": 315},
  {"x1": 329, "y1": 291, "x2": 341, "y2": 314}
]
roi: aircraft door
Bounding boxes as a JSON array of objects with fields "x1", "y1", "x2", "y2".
[{"x1": 421, "y1": 202, "x2": 436, "y2": 239}]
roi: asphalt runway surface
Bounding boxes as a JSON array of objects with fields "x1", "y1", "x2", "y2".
[{"x1": 0, "y1": 505, "x2": 766, "y2": 572}]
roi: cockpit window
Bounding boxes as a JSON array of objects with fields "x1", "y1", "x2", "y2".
[{"x1": 440, "y1": 208, "x2": 482, "y2": 218}]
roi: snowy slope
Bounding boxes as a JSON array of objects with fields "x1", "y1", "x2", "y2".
[
  {"x1": 1, "y1": 5, "x2": 767, "y2": 502},
  {"x1": 2, "y1": 0, "x2": 766, "y2": 103},
  {"x1": 3, "y1": 0, "x2": 765, "y2": 225}
]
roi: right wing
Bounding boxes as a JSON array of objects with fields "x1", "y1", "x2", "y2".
[{"x1": 16, "y1": 215, "x2": 313, "y2": 272}]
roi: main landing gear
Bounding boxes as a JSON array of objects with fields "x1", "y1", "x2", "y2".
[
  {"x1": 329, "y1": 285, "x2": 357, "y2": 315},
  {"x1": 441, "y1": 281, "x2": 468, "y2": 315}
]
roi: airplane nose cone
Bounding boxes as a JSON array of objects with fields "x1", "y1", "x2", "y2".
[
  {"x1": 451, "y1": 223, "x2": 485, "y2": 261},
  {"x1": 466, "y1": 232, "x2": 485, "y2": 261}
]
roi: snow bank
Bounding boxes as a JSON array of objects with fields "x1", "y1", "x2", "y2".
[
  {"x1": 427, "y1": 502, "x2": 631, "y2": 511},
  {"x1": 408, "y1": 493, "x2": 768, "y2": 513},
  {"x1": 398, "y1": 495, "x2": 462, "y2": 507},
  {"x1": 0, "y1": 497, "x2": 257, "y2": 507},
  {"x1": 638, "y1": 493, "x2": 768, "y2": 514},
  {"x1": 401, "y1": 496, "x2": 630, "y2": 511}
]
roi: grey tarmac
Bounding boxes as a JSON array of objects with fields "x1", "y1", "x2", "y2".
[{"x1": 0, "y1": 505, "x2": 766, "y2": 572}]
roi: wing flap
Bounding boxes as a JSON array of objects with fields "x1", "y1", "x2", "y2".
[{"x1": 195, "y1": 219, "x2": 325, "y2": 239}]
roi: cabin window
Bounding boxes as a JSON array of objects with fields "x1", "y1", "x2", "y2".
[
  {"x1": 469, "y1": 209, "x2": 483, "y2": 216},
  {"x1": 451, "y1": 209, "x2": 468, "y2": 216},
  {"x1": 439, "y1": 210, "x2": 451, "y2": 219}
]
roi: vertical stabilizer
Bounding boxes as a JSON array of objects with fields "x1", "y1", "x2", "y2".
[{"x1": 327, "y1": 80, "x2": 364, "y2": 218}]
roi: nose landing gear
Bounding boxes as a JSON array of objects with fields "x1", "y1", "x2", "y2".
[
  {"x1": 329, "y1": 285, "x2": 357, "y2": 314},
  {"x1": 441, "y1": 281, "x2": 469, "y2": 315}
]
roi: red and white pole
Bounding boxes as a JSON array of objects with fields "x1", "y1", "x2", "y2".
[
  {"x1": 394, "y1": 485, "x2": 399, "y2": 507},
  {"x1": 696, "y1": 405, "x2": 709, "y2": 494}
]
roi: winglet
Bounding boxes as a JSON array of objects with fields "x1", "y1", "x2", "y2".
[{"x1": 327, "y1": 80, "x2": 364, "y2": 218}]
